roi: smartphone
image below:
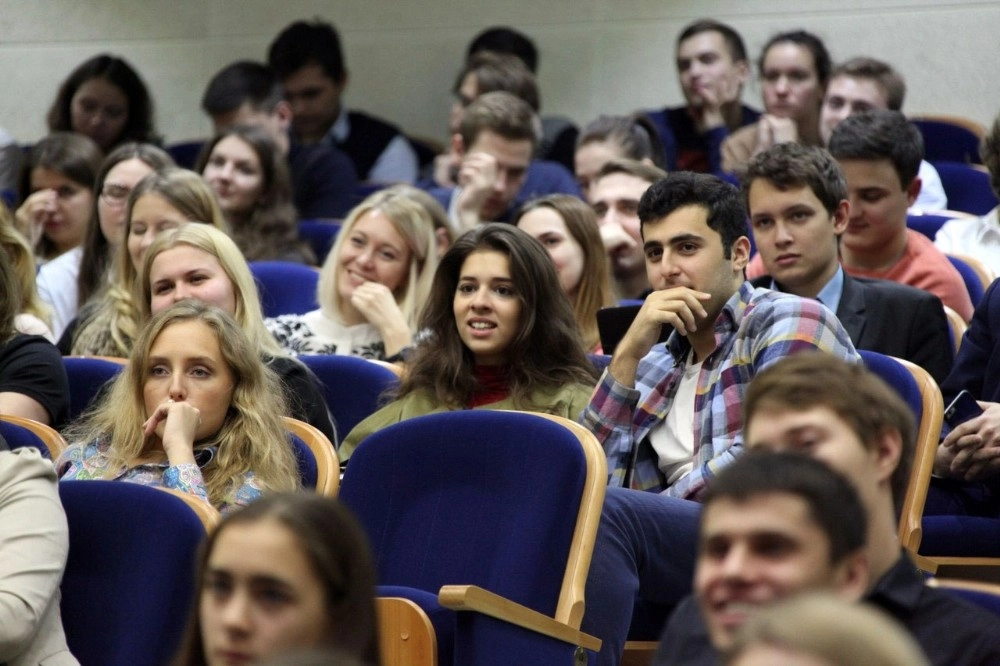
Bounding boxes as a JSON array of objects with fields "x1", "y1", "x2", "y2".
[{"x1": 944, "y1": 390, "x2": 984, "y2": 429}]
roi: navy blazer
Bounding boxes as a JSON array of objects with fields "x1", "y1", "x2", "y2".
[
  {"x1": 942, "y1": 277, "x2": 1000, "y2": 403},
  {"x1": 752, "y1": 273, "x2": 953, "y2": 384}
]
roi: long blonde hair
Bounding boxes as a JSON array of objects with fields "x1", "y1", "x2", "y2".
[
  {"x1": 317, "y1": 186, "x2": 439, "y2": 330},
  {"x1": 0, "y1": 204, "x2": 52, "y2": 327},
  {"x1": 70, "y1": 168, "x2": 229, "y2": 356},
  {"x1": 66, "y1": 301, "x2": 299, "y2": 507},
  {"x1": 139, "y1": 224, "x2": 282, "y2": 355}
]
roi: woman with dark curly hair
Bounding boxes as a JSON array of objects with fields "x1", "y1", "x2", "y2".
[{"x1": 339, "y1": 223, "x2": 597, "y2": 460}]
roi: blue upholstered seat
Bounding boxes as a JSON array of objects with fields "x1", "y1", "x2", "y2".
[
  {"x1": 62, "y1": 356, "x2": 125, "y2": 422},
  {"x1": 339, "y1": 410, "x2": 605, "y2": 664},
  {"x1": 297, "y1": 354, "x2": 399, "y2": 439},
  {"x1": 59, "y1": 480, "x2": 211, "y2": 665},
  {"x1": 249, "y1": 261, "x2": 320, "y2": 318}
]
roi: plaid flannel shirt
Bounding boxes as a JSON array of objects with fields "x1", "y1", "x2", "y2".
[{"x1": 581, "y1": 283, "x2": 859, "y2": 500}]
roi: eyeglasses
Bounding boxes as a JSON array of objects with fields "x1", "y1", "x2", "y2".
[{"x1": 100, "y1": 183, "x2": 131, "y2": 206}]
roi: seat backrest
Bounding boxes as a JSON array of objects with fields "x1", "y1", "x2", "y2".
[
  {"x1": 906, "y1": 213, "x2": 958, "y2": 241},
  {"x1": 249, "y1": 261, "x2": 320, "y2": 318},
  {"x1": 283, "y1": 416, "x2": 339, "y2": 496},
  {"x1": 947, "y1": 254, "x2": 989, "y2": 308},
  {"x1": 339, "y1": 410, "x2": 606, "y2": 627},
  {"x1": 858, "y1": 351, "x2": 943, "y2": 555},
  {"x1": 932, "y1": 161, "x2": 999, "y2": 216},
  {"x1": 297, "y1": 354, "x2": 400, "y2": 438},
  {"x1": 298, "y1": 219, "x2": 342, "y2": 264},
  {"x1": 165, "y1": 139, "x2": 206, "y2": 170},
  {"x1": 0, "y1": 414, "x2": 67, "y2": 459},
  {"x1": 62, "y1": 356, "x2": 126, "y2": 422},
  {"x1": 59, "y1": 480, "x2": 215, "y2": 666},
  {"x1": 911, "y1": 117, "x2": 985, "y2": 164}
]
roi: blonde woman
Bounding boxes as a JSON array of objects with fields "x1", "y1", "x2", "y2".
[
  {"x1": 58, "y1": 301, "x2": 299, "y2": 514},
  {"x1": 140, "y1": 224, "x2": 336, "y2": 444},
  {"x1": 64, "y1": 167, "x2": 228, "y2": 356},
  {"x1": 0, "y1": 204, "x2": 54, "y2": 340},
  {"x1": 266, "y1": 187, "x2": 439, "y2": 360}
]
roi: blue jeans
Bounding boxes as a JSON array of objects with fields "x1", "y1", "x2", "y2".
[{"x1": 581, "y1": 487, "x2": 701, "y2": 666}]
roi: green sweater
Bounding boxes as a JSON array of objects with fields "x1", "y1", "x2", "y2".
[{"x1": 339, "y1": 382, "x2": 594, "y2": 461}]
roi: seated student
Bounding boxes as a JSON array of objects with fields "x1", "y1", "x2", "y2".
[
  {"x1": 515, "y1": 194, "x2": 615, "y2": 353},
  {"x1": 140, "y1": 224, "x2": 336, "y2": 445},
  {"x1": 934, "y1": 277, "x2": 1000, "y2": 511},
  {"x1": 1, "y1": 205, "x2": 55, "y2": 341},
  {"x1": 265, "y1": 187, "x2": 439, "y2": 360},
  {"x1": 589, "y1": 159, "x2": 667, "y2": 301},
  {"x1": 574, "y1": 114, "x2": 666, "y2": 200},
  {"x1": 819, "y1": 57, "x2": 947, "y2": 212},
  {"x1": 743, "y1": 142, "x2": 953, "y2": 383},
  {"x1": 57, "y1": 301, "x2": 300, "y2": 514},
  {"x1": 584, "y1": 354, "x2": 1000, "y2": 666},
  {"x1": 173, "y1": 493, "x2": 379, "y2": 666},
  {"x1": 0, "y1": 255, "x2": 69, "y2": 428},
  {"x1": 725, "y1": 593, "x2": 929, "y2": 666},
  {"x1": 15, "y1": 133, "x2": 103, "y2": 265},
  {"x1": 46, "y1": 54, "x2": 159, "y2": 153},
  {"x1": 721, "y1": 30, "x2": 830, "y2": 173},
  {"x1": 65, "y1": 167, "x2": 229, "y2": 356},
  {"x1": 267, "y1": 19, "x2": 418, "y2": 184},
  {"x1": 827, "y1": 110, "x2": 974, "y2": 321},
  {"x1": 37, "y1": 142, "x2": 173, "y2": 341},
  {"x1": 428, "y1": 55, "x2": 580, "y2": 208},
  {"x1": 0, "y1": 447, "x2": 79, "y2": 666},
  {"x1": 201, "y1": 60, "x2": 358, "y2": 219},
  {"x1": 653, "y1": 452, "x2": 870, "y2": 665},
  {"x1": 935, "y1": 112, "x2": 1000, "y2": 272},
  {"x1": 644, "y1": 19, "x2": 760, "y2": 174},
  {"x1": 197, "y1": 125, "x2": 313, "y2": 264},
  {"x1": 339, "y1": 223, "x2": 597, "y2": 460},
  {"x1": 430, "y1": 92, "x2": 559, "y2": 231},
  {"x1": 465, "y1": 26, "x2": 580, "y2": 171}
]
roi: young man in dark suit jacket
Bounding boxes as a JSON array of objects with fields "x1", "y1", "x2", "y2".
[{"x1": 742, "y1": 142, "x2": 952, "y2": 383}]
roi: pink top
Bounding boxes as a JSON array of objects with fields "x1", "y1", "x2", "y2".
[{"x1": 746, "y1": 229, "x2": 973, "y2": 321}]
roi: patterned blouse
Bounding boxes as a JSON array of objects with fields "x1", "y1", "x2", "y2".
[
  {"x1": 265, "y1": 308, "x2": 386, "y2": 358},
  {"x1": 56, "y1": 439, "x2": 263, "y2": 514}
]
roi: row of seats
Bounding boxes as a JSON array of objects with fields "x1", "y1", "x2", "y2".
[{"x1": 8, "y1": 345, "x2": 1000, "y2": 663}]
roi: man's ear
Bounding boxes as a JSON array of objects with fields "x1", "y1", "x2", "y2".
[
  {"x1": 834, "y1": 549, "x2": 870, "y2": 602},
  {"x1": 273, "y1": 101, "x2": 293, "y2": 131},
  {"x1": 731, "y1": 235, "x2": 752, "y2": 272},
  {"x1": 905, "y1": 177, "x2": 922, "y2": 207},
  {"x1": 872, "y1": 426, "x2": 903, "y2": 490},
  {"x1": 733, "y1": 59, "x2": 751, "y2": 86},
  {"x1": 831, "y1": 199, "x2": 850, "y2": 236}
]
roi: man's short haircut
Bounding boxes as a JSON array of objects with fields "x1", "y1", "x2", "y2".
[
  {"x1": 677, "y1": 19, "x2": 748, "y2": 64},
  {"x1": 268, "y1": 19, "x2": 346, "y2": 84},
  {"x1": 827, "y1": 110, "x2": 923, "y2": 189},
  {"x1": 741, "y1": 143, "x2": 847, "y2": 215},
  {"x1": 637, "y1": 172, "x2": 747, "y2": 259},
  {"x1": 981, "y1": 113, "x2": 1000, "y2": 198},
  {"x1": 459, "y1": 91, "x2": 537, "y2": 150},
  {"x1": 596, "y1": 158, "x2": 668, "y2": 187},
  {"x1": 578, "y1": 115, "x2": 667, "y2": 169},
  {"x1": 454, "y1": 52, "x2": 540, "y2": 112},
  {"x1": 202, "y1": 61, "x2": 283, "y2": 117},
  {"x1": 467, "y1": 26, "x2": 538, "y2": 74},
  {"x1": 831, "y1": 57, "x2": 907, "y2": 111},
  {"x1": 744, "y1": 353, "x2": 915, "y2": 512},
  {"x1": 759, "y1": 30, "x2": 832, "y2": 88},
  {"x1": 703, "y1": 451, "x2": 868, "y2": 565}
]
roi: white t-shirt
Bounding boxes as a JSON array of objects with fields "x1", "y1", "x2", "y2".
[{"x1": 649, "y1": 351, "x2": 703, "y2": 486}]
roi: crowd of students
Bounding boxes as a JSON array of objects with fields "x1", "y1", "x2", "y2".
[{"x1": 1, "y1": 13, "x2": 1000, "y2": 666}]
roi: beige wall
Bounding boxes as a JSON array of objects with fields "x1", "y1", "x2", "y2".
[{"x1": 1, "y1": 0, "x2": 997, "y2": 146}]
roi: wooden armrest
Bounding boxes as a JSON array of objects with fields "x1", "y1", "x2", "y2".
[
  {"x1": 438, "y1": 584, "x2": 602, "y2": 652},
  {"x1": 377, "y1": 597, "x2": 437, "y2": 666},
  {"x1": 909, "y1": 552, "x2": 939, "y2": 575}
]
